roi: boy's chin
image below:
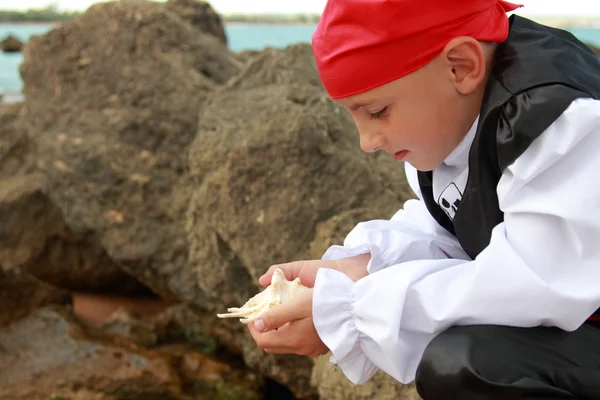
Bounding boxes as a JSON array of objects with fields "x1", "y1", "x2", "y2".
[{"x1": 405, "y1": 157, "x2": 442, "y2": 172}]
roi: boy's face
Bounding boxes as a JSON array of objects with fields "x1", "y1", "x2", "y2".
[{"x1": 336, "y1": 39, "x2": 490, "y2": 171}]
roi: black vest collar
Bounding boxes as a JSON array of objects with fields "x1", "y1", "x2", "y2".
[{"x1": 418, "y1": 15, "x2": 600, "y2": 259}]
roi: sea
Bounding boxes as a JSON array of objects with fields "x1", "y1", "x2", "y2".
[{"x1": 2, "y1": 22, "x2": 600, "y2": 102}]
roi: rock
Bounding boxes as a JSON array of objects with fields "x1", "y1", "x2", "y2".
[
  {"x1": 187, "y1": 44, "x2": 414, "y2": 398},
  {"x1": 0, "y1": 34, "x2": 23, "y2": 52},
  {"x1": 0, "y1": 104, "x2": 154, "y2": 296},
  {"x1": 165, "y1": 0, "x2": 228, "y2": 45},
  {"x1": 99, "y1": 303, "x2": 268, "y2": 399},
  {"x1": 4, "y1": 4, "x2": 420, "y2": 398},
  {"x1": 72, "y1": 292, "x2": 168, "y2": 331},
  {"x1": 311, "y1": 356, "x2": 422, "y2": 400},
  {"x1": 0, "y1": 307, "x2": 183, "y2": 399},
  {"x1": 234, "y1": 49, "x2": 263, "y2": 65},
  {"x1": 153, "y1": 344, "x2": 263, "y2": 400},
  {"x1": 225, "y1": 44, "x2": 324, "y2": 91},
  {"x1": 0, "y1": 270, "x2": 70, "y2": 327},
  {"x1": 0, "y1": 306, "x2": 262, "y2": 400},
  {"x1": 0, "y1": 170, "x2": 150, "y2": 295},
  {"x1": 18, "y1": 0, "x2": 241, "y2": 302},
  {"x1": 0, "y1": 103, "x2": 56, "y2": 272},
  {"x1": 0, "y1": 103, "x2": 35, "y2": 179},
  {"x1": 0, "y1": 172, "x2": 157, "y2": 296}
]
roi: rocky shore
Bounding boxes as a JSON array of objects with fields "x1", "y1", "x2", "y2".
[
  {"x1": 0, "y1": 34, "x2": 23, "y2": 52},
  {"x1": 0, "y1": 0, "x2": 420, "y2": 399}
]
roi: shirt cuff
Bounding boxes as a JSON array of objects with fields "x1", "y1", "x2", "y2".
[{"x1": 312, "y1": 267, "x2": 379, "y2": 384}]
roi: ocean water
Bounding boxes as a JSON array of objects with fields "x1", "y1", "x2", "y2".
[
  {"x1": 2, "y1": 22, "x2": 600, "y2": 98},
  {"x1": 0, "y1": 22, "x2": 319, "y2": 98}
]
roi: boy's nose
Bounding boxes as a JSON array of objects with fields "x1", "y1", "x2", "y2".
[{"x1": 359, "y1": 131, "x2": 386, "y2": 153}]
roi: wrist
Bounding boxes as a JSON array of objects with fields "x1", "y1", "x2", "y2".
[
  {"x1": 351, "y1": 252, "x2": 371, "y2": 264},
  {"x1": 334, "y1": 253, "x2": 371, "y2": 282}
]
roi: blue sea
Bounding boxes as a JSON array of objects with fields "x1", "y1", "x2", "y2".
[
  {"x1": 1, "y1": 22, "x2": 600, "y2": 100},
  {"x1": 0, "y1": 22, "x2": 319, "y2": 100}
]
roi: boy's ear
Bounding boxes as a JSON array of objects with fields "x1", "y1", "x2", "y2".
[{"x1": 440, "y1": 37, "x2": 487, "y2": 95}]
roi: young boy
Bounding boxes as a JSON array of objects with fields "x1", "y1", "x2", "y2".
[{"x1": 248, "y1": 1, "x2": 600, "y2": 398}]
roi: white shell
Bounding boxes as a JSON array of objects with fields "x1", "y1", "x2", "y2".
[{"x1": 216, "y1": 268, "x2": 310, "y2": 323}]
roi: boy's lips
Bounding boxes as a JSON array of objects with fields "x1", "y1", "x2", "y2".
[{"x1": 393, "y1": 150, "x2": 408, "y2": 161}]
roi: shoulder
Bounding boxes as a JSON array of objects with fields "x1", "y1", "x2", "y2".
[
  {"x1": 549, "y1": 97, "x2": 600, "y2": 132},
  {"x1": 500, "y1": 97, "x2": 600, "y2": 193},
  {"x1": 516, "y1": 97, "x2": 600, "y2": 168}
]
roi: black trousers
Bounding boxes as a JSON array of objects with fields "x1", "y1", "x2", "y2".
[{"x1": 415, "y1": 323, "x2": 600, "y2": 400}]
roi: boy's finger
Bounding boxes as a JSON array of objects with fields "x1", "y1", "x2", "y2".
[
  {"x1": 258, "y1": 260, "x2": 309, "y2": 286},
  {"x1": 258, "y1": 264, "x2": 281, "y2": 286},
  {"x1": 254, "y1": 291, "x2": 312, "y2": 333},
  {"x1": 260, "y1": 260, "x2": 324, "y2": 287},
  {"x1": 248, "y1": 325, "x2": 295, "y2": 350}
]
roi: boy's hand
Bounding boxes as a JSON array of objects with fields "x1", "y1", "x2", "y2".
[
  {"x1": 259, "y1": 253, "x2": 371, "y2": 288},
  {"x1": 248, "y1": 253, "x2": 370, "y2": 357},
  {"x1": 247, "y1": 289, "x2": 329, "y2": 358}
]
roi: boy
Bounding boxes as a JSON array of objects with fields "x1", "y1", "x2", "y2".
[{"x1": 248, "y1": 0, "x2": 600, "y2": 398}]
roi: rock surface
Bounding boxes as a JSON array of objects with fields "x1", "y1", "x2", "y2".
[
  {"x1": 18, "y1": 0, "x2": 241, "y2": 302},
  {"x1": 0, "y1": 34, "x2": 23, "y2": 52},
  {"x1": 165, "y1": 0, "x2": 228, "y2": 44},
  {"x1": 0, "y1": 103, "x2": 153, "y2": 296},
  {"x1": 186, "y1": 43, "x2": 413, "y2": 398},
  {"x1": 311, "y1": 356, "x2": 421, "y2": 400},
  {"x1": 0, "y1": 269, "x2": 70, "y2": 327},
  {"x1": 0, "y1": 306, "x2": 262, "y2": 400},
  {"x1": 0, "y1": 103, "x2": 34, "y2": 179},
  {"x1": 0, "y1": 1, "x2": 422, "y2": 399}
]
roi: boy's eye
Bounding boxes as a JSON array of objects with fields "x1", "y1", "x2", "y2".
[{"x1": 369, "y1": 107, "x2": 388, "y2": 120}]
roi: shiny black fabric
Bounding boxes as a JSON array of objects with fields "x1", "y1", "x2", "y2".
[
  {"x1": 411, "y1": 16, "x2": 600, "y2": 399},
  {"x1": 415, "y1": 324, "x2": 600, "y2": 400},
  {"x1": 418, "y1": 15, "x2": 600, "y2": 260}
]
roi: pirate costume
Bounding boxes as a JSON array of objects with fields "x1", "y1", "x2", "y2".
[{"x1": 310, "y1": 1, "x2": 600, "y2": 398}]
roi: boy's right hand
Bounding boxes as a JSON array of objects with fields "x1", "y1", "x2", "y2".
[{"x1": 258, "y1": 253, "x2": 371, "y2": 288}]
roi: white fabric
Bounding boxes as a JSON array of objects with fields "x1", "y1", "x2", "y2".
[{"x1": 312, "y1": 97, "x2": 600, "y2": 385}]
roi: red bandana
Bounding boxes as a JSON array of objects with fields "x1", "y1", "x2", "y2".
[{"x1": 312, "y1": 0, "x2": 522, "y2": 99}]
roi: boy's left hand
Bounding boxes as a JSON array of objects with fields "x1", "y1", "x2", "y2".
[{"x1": 247, "y1": 289, "x2": 330, "y2": 358}]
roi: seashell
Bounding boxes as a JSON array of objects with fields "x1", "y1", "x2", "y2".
[{"x1": 217, "y1": 268, "x2": 310, "y2": 323}]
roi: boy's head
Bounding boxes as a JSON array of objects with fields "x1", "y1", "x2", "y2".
[{"x1": 312, "y1": 0, "x2": 522, "y2": 171}]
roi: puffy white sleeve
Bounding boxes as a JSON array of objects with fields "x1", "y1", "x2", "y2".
[
  {"x1": 322, "y1": 162, "x2": 470, "y2": 273},
  {"x1": 312, "y1": 97, "x2": 600, "y2": 385}
]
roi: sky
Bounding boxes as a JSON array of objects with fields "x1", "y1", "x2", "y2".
[{"x1": 0, "y1": 0, "x2": 599, "y2": 17}]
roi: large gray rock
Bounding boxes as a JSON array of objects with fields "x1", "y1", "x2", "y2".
[
  {"x1": 0, "y1": 306, "x2": 263, "y2": 399},
  {"x1": 186, "y1": 43, "x2": 414, "y2": 398},
  {"x1": 0, "y1": 103, "x2": 34, "y2": 179},
  {"x1": 0, "y1": 34, "x2": 23, "y2": 52},
  {"x1": 18, "y1": 0, "x2": 242, "y2": 302},
  {"x1": 0, "y1": 103, "x2": 154, "y2": 296},
  {"x1": 311, "y1": 356, "x2": 421, "y2": 400},
  {"x1": 5, "y1": 4, "x2": 421, "y2": 397},
  {"x1": 165, "y1": 0, "x2": 228, "y2": 45},
  {"x1": 0, "y1": 270, "x2": 70, "y2": 328}
]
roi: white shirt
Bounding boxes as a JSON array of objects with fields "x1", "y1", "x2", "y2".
[{"x1": 311, "y1": 97, "x2": 600, "y2": 385}]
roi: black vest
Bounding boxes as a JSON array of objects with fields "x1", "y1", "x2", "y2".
[{"x1": 418, "y1": 15, "x2": 600, "y2": 260}]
